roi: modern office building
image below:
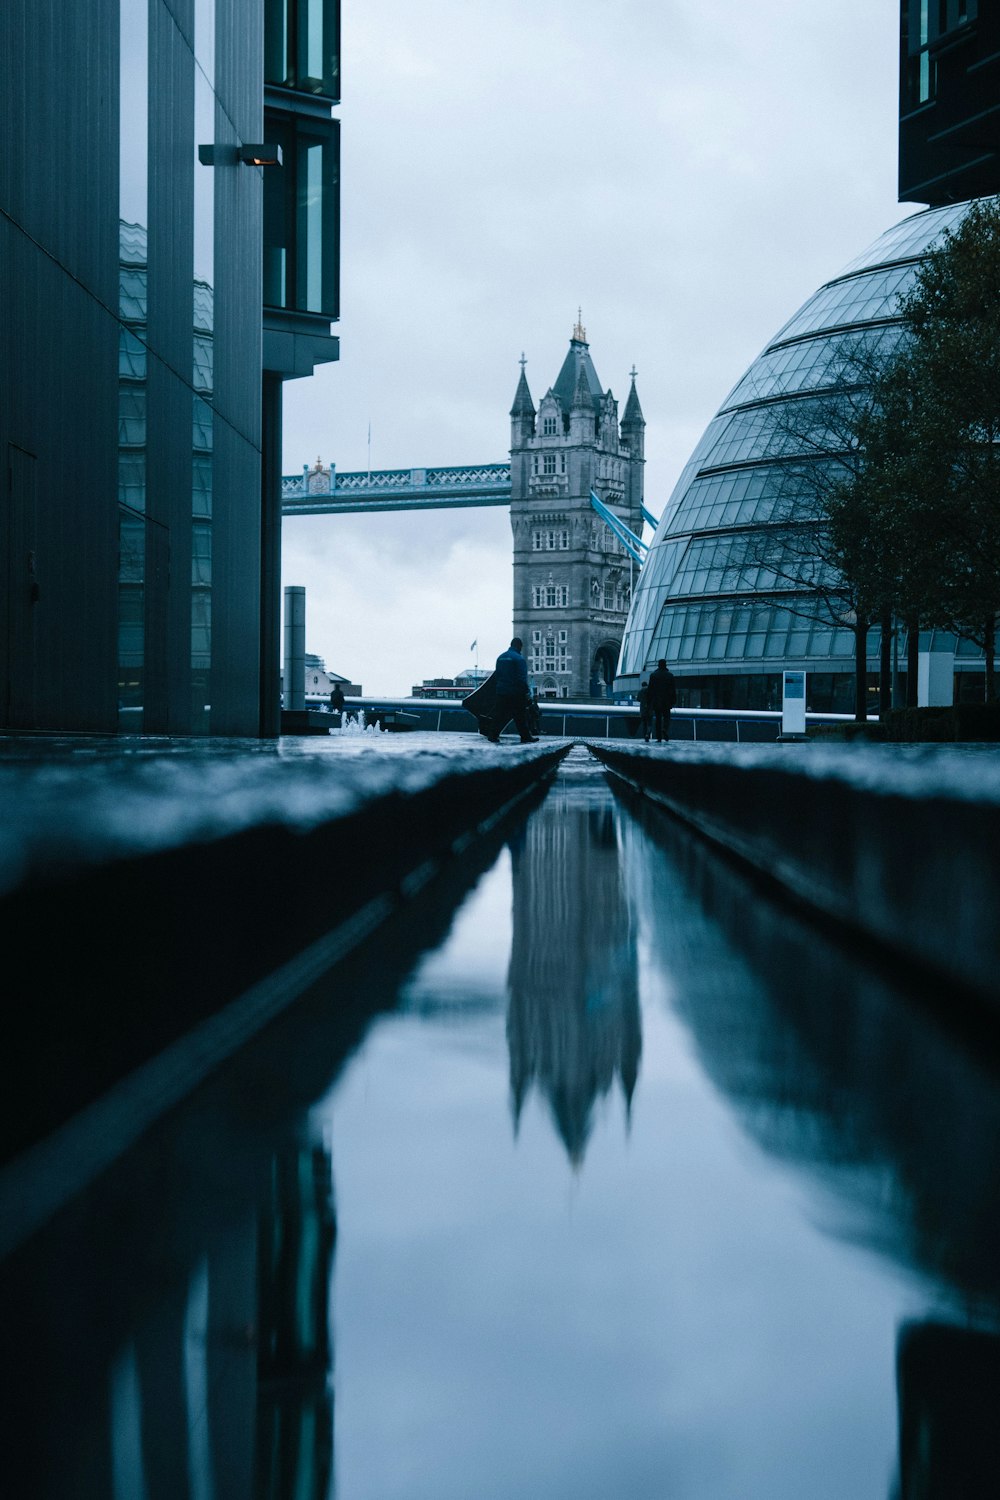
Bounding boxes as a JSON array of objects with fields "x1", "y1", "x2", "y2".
[
  {"x1": 509, "y1": 322, "x2": 645, "y2": 699},
  {"x1": 899, "y1": 0, "x2": 1000, "y2": 205},
  {"x1": 261, "y1": 0, "x2": 341, "y2": 735},
  {"x1": 616, "y1": 203, "x2": 981, "y2": 710},
  {"x1": 616, "y1": 5, "x2": 1000, "y2": 709},
  {"x1": 1, "y1": 0, "x2": 339, "y2": 736}
]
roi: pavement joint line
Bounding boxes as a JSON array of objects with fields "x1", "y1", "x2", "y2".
[{"x1": 0, "y1": 748, "x2": 568, "y2": 1262}]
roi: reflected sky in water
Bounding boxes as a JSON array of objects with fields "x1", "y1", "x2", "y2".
[
  {"x1": 315, "y1": 749, "x2": 1000, "y2": 1499},
  {"x1": 5, "y1": 748, "x2": 1000, "y2": 1498}
]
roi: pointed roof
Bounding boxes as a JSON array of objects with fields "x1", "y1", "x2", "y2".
[
  {"x1": 509, "y1": 365, "x2": 535, "y2": 417},
  {"x1": 552, "y1": 335, "x2": 604, "y2": 416},
  {"x1": 570, "y1": 357, "x2": 593, "y2": 411},
  {"x1": 622, "y1": 373, "x2": 645, "y2": 426}
]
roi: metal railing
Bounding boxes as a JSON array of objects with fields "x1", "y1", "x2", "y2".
[{"x1": 304, "y1": 695, "x2": 871, "y2": 743}]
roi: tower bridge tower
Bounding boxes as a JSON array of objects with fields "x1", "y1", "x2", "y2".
[{"x1": 509, "y1": 318, "x2": 645, "y2": 699}]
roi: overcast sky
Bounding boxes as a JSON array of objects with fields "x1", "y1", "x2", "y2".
[{"x1": 281, "y1": 0, "x2": 909, "y2": 695}]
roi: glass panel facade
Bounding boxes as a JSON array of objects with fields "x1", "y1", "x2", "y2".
[
  {"x1": 265, "y1": 0, "x2": 340, "y2": 99},
  {"x1": 768, "y1": 265, "x2": 915, "y2": 344},
  {"x1": 835, "y1": 203, "x2": 967, "y2": 277},
  {"x1": 193, "y1": 0, "x2": 215, "y2": 733},
  {"x1": 264, "y1": 114, "x2": 340, "y2": 318},
  {"x1": 118, "y1": 1, "x2": 148, "y2": 729},
  {"x1": 619, "y1": 200, "x2": 987, "y2": 691}
]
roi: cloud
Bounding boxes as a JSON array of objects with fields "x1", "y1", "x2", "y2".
[{"x1": 282, "y1": 0, "x2": 908, "y2": 695}]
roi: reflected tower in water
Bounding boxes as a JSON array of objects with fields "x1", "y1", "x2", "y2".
[{"x1": 506, "y1": 790, "x2": 640, "y2": 1162}]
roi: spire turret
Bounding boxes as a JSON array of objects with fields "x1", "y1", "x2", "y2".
[
  {"x1": 509, "y1": 354, "x2": 536, "y2": 446},
  {"x1": 622, "y1": 369, "x2": 644, "y2": 427},
  {"x1": 569, "y1": 354, "x2": 595, "y2": 441},
  {"x1": 571, "y1": 357, "x2": 592, "y2": 410}
]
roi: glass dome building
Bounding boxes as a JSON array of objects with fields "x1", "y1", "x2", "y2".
[{"x1": 617, "y1": 202, "x2": 978, "y2": 712}]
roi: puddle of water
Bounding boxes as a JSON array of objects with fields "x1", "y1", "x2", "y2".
[{"x1": 4, "y1": 746, "x2": 1000, "y2": 1499}]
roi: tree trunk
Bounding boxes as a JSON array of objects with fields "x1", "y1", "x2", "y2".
[
  {"x1": 906, "y1": 614, "x2": 919, "y2": 708},
  {"x1": 854, "y1": 617, "x2": 868, "y2": 722},
  {"x1": 879, "y1": 607, "x2": 892, "y2": 717},
  {"x1": 986, "y1": 614, "x2": 996, "y2": 703}
]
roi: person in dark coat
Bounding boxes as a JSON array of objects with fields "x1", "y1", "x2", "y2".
[
  {"x1": 328, "y1": 682, "x2": 345, "y2": 715},
  {"x1": 637, "y1": 680, "x2": 651, "y2": 741},
  {"x1": 646, "y1": 659, "x2": 677, "y2": 742},
  {"x1": 488, "y1": 638, "x2": 537, "y2": 743}
]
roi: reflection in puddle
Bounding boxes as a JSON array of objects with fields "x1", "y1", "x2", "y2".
[
  {"x1": 4, "y1": 748, "x2": 1000, "y2": 1499},
  {"x1": 507, "y1": 779, "x2": 641, "y2": 1162}
]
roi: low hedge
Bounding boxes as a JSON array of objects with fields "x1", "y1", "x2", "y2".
[{"x1": 882, "y1": 704, "x2": 1000, "y2": 742}]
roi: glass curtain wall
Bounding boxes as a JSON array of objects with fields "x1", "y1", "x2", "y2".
[
  {"x1": 618, "y1": 202, "x2": 978, "y2": 710},
  {"x1": 264, "y1": 0, "x2": 340, "y2": 97},
  {"x1": 263, "y1": 115, "x2": 340, "y2": 319},
  {"x1": 192, "y1": 0, "x2": 215, "y2": 733},
  {"x1": 118, "y1": 0, "x2": 149, "y2": 729}
]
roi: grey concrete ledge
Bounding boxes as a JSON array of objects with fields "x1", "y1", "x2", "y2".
[
  {"x1": 0, "y1": 734, "x2": 568, "y2": 1162},
  {"x1": 589, "y1": 741, "x2": 1000, "y2": 1009},
  {"x1": 0, "y1": 732, "x2": 565, "y2": 898}
]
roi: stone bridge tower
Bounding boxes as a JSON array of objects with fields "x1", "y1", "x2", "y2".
[{"x1": 509, "y1": 318, "x2": 645, "y2": 698}]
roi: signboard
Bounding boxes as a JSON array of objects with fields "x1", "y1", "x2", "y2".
[{"x1": 781, "y1": 671, "x2": 806, "y2": 736}]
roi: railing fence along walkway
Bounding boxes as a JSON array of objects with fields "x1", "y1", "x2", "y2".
[{"x1": 312, "y1": 697, "x2": 867, "y2": 743}]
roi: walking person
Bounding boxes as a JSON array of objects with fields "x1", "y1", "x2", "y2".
[
  {"x1": 488, "y1": 638, "x2": 537, "y2": 743},
  {"x1": 646, "y1": 658, "x2": 677, "y2": 742},
  {"x1": 637, "y1": 680, "x2": 651, "y2": 741}
]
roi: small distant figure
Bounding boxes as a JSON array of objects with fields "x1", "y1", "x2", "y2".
[
  {"x1": 527, "y1": 688, "x2": 542, "y2": 737},
  {"x1": 328, "y1": 681, "x2": 345, "y2": 715},
  {"x1": 488, "y1": 638, "x2": 537, "y2": 744},
  {"x1": 646, "y1": 659, "x2": 677, "y2": 742},
  {"x1": 637, "y1": 680, "x2": 651, "y2": 741}
]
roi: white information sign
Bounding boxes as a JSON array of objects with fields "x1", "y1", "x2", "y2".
[{"x1": 781, "y1": 670, "x2": 806, "y2": 736}]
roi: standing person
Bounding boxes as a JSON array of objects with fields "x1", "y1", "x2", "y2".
[
  {"x1": 328, "y1": 681, "x2": 345, "y2": 714},
  {"x1": 637, "y1": 680, "x2": 651, "y2": 741},
  {"x1": 488, "y1": 638, "x2": 537, "y2": 743},
  {"x1": 646, "y1": 659, "x2": 677, "y2": 742}
]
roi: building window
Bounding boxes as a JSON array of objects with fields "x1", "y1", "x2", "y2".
[
  {"x1": 604, "y1": 580, "x2": 615, "y2": 609},
  {"x1": 531, "y1": 527, "x2": 569, "y2": 550},
  {"x1": 532, "y1": 630, "x2": 541, "y2": 643},
  {"x1": 542, "y1": 416, "x2": 557, "y2": 435},
  {"x1": 265, "y1": 0, "x2": 341, "y2": 99},
  {"x1": 264, "y1": 113, "x2": 340, "y2": 317},
  {"x1": 543, "y1": 453, "x2": 556, "y2": 474},
  {"x1": 532, "y1": 584, "x2": 569, "y2": 608},
  {"x1": 558, "y1": 629, "x2": 567, "y2": 643},
  {"x1": 560, "y1": 454, "x2": 566, "y2": 473},
  {"x1": 905, "y1": 0, "x2": 938, "y2": 104}
]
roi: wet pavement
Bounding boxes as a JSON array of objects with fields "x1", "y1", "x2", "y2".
[{"x1": 2, "y1": 745, "x2": 1000, "y2": 1497}]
